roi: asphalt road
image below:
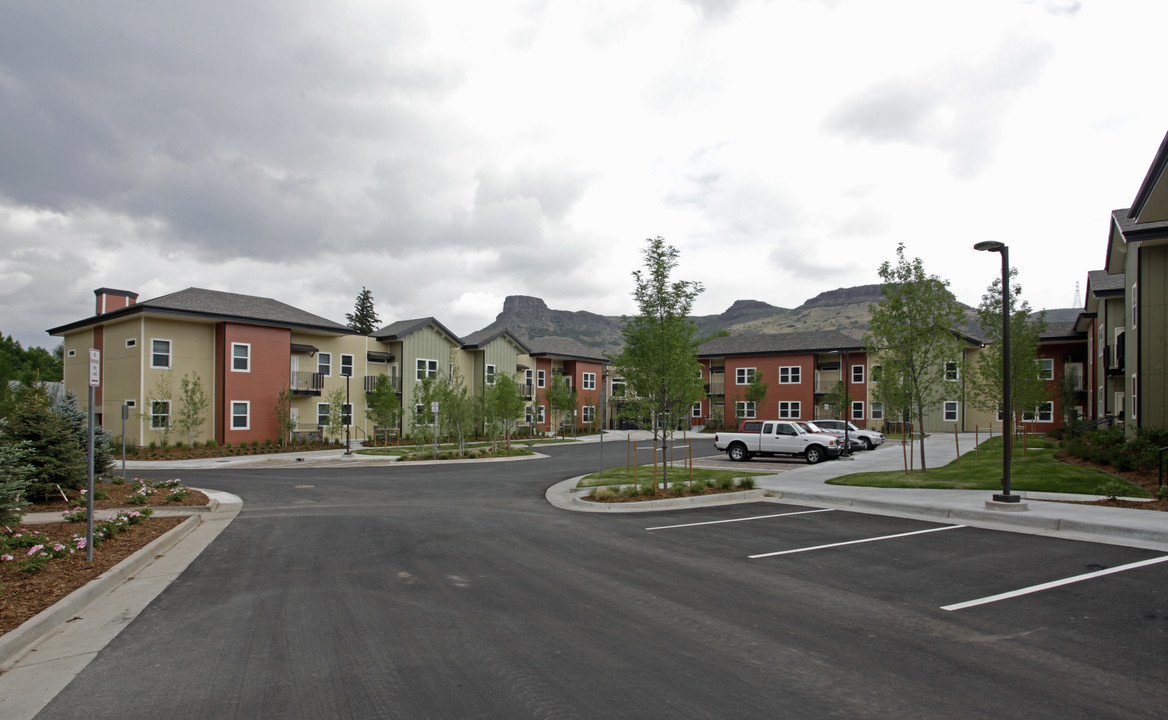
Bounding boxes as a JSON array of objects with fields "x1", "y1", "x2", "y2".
[{"x1": 35, "y1": 442, "x2": 1168, "y2": 719}]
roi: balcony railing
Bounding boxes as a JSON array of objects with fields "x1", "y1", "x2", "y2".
[
  {"x1": 520, "y1": 383, "x2": 534, "y2": 399},
  {"x1": 291, "y1": 371, "x2": 324, "y2": 395},
  {"x1": 364, "y1": 375, "x2": 402, "y2": 394},
  {"x1": 705, "y1": 379, "x2": 725, "y2": 397}
]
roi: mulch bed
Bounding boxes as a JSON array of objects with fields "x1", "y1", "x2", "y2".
[
  {"x1": 26, "y1": 481, "x2": 210, "y2": 513},
  {"x1": 0, "y1": 517, "x2": 186, "y2": 635},
  {"x1": 1051, "y1": 451, "x2": 1167, "y2": 512}
]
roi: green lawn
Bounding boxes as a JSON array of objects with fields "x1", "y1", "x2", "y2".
[
  {"x1": 579, "y1": 465, "x2": 768, "y2": 488},
  {"x1": 828, "y1": 436, "x2": 1150, "y2": 497},
  {"x1": 356, "y1": 437, "x2": 573, "y2": 456}
]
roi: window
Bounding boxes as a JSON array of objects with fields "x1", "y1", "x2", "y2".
[
  {"x1": 871, "y1": 364, "x2": 883, "y2": 383},
  {"x1": 67, "y1": 349, "x2": 76, "y2": 358},
  {"x1": 124, "y1": 399, "x2": 136, "y2": 409},
  {"x1": 871, "y1": 402, "x2": 883, "y2": 420},
  {"x1": 1131, "y1": 375, "x2": 1138, "y2": 419},
  {"x1": 851, "y1": 401, "x2": 864, "y2": 421},
  {"x1": 736, "y1": 367, "x2": 756, "y2": 385},
  {"x1": 943, "y1": 401, "x2": 959, "y2": 422},
  {"x1": 537, "y1": 369, "x2": 546, "y2": 388},
  {"x1": 340, "y1": 354, "x2": 354, "y2": 378},
  {"x1": 736, "y1": 401, "x2": 756, "y2": 419},
  {"x1": 232, "y1": 343, "x2": 250, "y2": 372},
  {"x1": 944, "y1": 361, "x2": 959, "y2": 382},
  {"x1": 151, "y1": 400, "x2": 171, "y2": 429},
  {"x1": 582, "y1": 372, "x2": 596, "y2": 390},
  {"x1": 318, "y1": 352, "x2": 332, "y2": 377},
  {"x1": 692, "y1": 402, "x2": 702, "y2": 418},
  {"x1": 610, "y1": 378, "x2": 625, "y2": 397},
  {"x1": 524, "y1": 369, "x2": 533, "y2": 388},
  {"x1": 1037, "y1": 358, "x2": 1054, "y2": 381},
  {"x1": 852, "y1": 365, "x2": 864, "y2": 384},
  {"x1": 582, "y1": 406, "x2": 595, "y2": 423},
  {"x1": 342, "y1": 403, "x2": 352, "y2": 425},
  {"x1": 1037, "y1": 402, "x2": 1054, "y2": 423},
  {"x1": 538, "y1": 405, "x2": 546, "y2": 423},
  {"x1": 997, "y1": 404, "x2": 1006, "y2": 422},
  {"x1": 317, "y1": 403, "x2": 330, "y2": 427},
  {"x1": 416, "y1": 358, "x2": 438, "y2": 380},
  {"x1": 486, "y1": 364, "x2": 496, "y2": 385},
  {"x1": 231, "y1": 401, "x2": 250, "y2": 430},
  {"x1": 151, "y1": 339, "x2": 171, "y2": 369},
  {"x1": 1021, "y1": 409, "x2": 1036, "y2": 422},
  {"x1": 525, "y1": 405, "x2": 534, "y2": 424},
  {"x1": 125, "y1": 338, "x2": 137, "y2": 348},
  {"x1": 779, "y1": 366, "x2": 801, "y2": 384},
  {"x1": 1132, "y1": 282, "x2": 1138, "y2": 329},
  {"x1": 778, "y1": 401, "x2": 800, "y2": 419}
]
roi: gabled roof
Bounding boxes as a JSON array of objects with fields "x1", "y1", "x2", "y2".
[
  {"x1": 1129, "y1": 127, "x2": 1168, "y2": 224},
  {"x1": 48, "y1": 287, "x2": 354, "y2": 336},
  {"x1": 698, "y1": 331, "x2": 864, "y2": 358},
  {"x1": 526, "y1": 336, "x2": 607, "y2": 362},
  {"x1": 372, "y1": 317, "x2": 461, "y2": 345},
  {"x1": 461, "y1": 327, "x2": 531, "y2": 353},
  {"x1": 1108, "y1": 207, "x2": 1168, "y2": 273},
  {"x1": 1086, "y1": 269, "x2": 1125, "y2": 298}
]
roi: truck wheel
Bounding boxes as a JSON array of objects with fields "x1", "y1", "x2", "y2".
[
  {"x1": 728, "y1": 444, "x2": 750, "y2": 462},
  {"x1": 805, "y1": 446, "x2": 825, "y2": 464}
]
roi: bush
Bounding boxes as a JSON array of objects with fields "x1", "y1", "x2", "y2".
[
  {"x1": 735, "y1": 477, "x2": 756, "y2": 490},
  {"x1": 1097, "y1": 479, "x2": 1131, "y2": 500}
]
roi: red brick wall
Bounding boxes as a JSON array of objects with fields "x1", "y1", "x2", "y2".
[{"x1": 220, "y1": 324, "x2": 291, "y2": 444}]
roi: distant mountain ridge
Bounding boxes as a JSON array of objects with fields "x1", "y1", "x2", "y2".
[{"x1": 478, "y1": 284, "x2": 897, "y2": 355}]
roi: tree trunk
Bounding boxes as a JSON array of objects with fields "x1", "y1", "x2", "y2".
[{"x1": 917, "y1": 408, "x2": 928, "y2": 471}]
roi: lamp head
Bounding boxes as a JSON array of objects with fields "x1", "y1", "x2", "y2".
[{"x1": 973, "y1": 241, "x2": 1006, "y2": 253}]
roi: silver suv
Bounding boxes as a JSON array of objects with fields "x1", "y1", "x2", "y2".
[{"x1": 810, "y1": 419, "x2": 884, "y2": 451}]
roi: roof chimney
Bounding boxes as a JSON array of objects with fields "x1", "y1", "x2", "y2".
[{"x1": 94, "y1": 288, "x2": 139, "y2": 315}]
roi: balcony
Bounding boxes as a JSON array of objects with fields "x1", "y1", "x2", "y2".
[
  {"x1": 364, "y1": 375, "x2": 402, "y2": 394},
  {"x1": 520, "y1": 383, "x2": 534, "y2": 399},
  {"x1": 291, "y1": 371, "x2": 324, "y2": 396},
  {"x1": 705, "y1": 378, "x2": 725, "y2": 397}
]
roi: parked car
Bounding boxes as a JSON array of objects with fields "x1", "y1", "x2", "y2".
[
  {"x1": 809, "y1": 419, "x2": 884, "y2": 450},
  {"x1": 714, "y1": 420, "x2": 842, "y2": 464},
  {"x1": 795, "y1": 421, "x2": 865, "y2": 453}
]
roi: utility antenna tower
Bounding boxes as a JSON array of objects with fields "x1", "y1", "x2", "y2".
[{"x1": 1073, "y1": 281, "x2": 1081, "y2": 308}]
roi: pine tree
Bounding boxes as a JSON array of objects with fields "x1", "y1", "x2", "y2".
[
  {"x1": 346, "y1": 287, "x2": 380, "y2": 334},
  {"x1": 3, "y1": 383, "x2": 87, "y2": 500}
]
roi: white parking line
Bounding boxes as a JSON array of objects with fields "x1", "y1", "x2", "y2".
[
  {"x1": 941, "y1": 555, "x2": 1168, "y2": 612},
  {"x1": 749, "y1": 524, "x2": 966, "y2": 559},
  {"x1": 646, "y1": 508, "x2": 835, "y2": 531}
]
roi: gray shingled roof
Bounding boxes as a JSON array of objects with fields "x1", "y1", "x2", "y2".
[
  {"x1": 372, "y1": 317, "x2": 462, "y2": 344},
  {"x1": 526, "y1": 336, "x2": 607, "y2": 362},
  {"x1": 698, "y1": 331, "x2": 864, "y2": 357},
  {"x1": 1086, "y1": 269, "x2": 1125, "y2": 296},
  {"x1": 49, "y1": 287, "x2": 354, "y2": 335},
  {"x1": 461, "y1": 327, "x2": 531, "y2": 353}
]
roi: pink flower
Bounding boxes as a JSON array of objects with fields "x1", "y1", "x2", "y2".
[
  {"x1": 27, "y1": 544, "x2": 44, "y2": 556},
  {"x1": 1, "y1": 554, "x2": 14, "y2": 562}
]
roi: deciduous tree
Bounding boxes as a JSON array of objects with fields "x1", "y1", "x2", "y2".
[{"x1": 865, "y1": 243, "x2": 966, "y2": 470}]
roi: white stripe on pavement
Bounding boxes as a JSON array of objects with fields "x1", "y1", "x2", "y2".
[
  {"x1": 646, "y1": 508, "x2": 835, "y2": 531},
  {"x1": 749, "y1": 524, "x2": 967, "y2": 559},
  {"x1": 941, "y1": 555, "x2": 1168, "y2": 612}
]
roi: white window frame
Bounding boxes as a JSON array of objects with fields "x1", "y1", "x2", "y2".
[
  {"x1": 736, "y1": 367, "x2": 757, "y2": 385},
  {"x1": 525, "y1": 405, "x2": 534, "y2": 424},
  {"x1": 692, "y1": 402, "x2": 702, "y2": 418},
  {"x1": 610, "y1": 378, "x2": 625, "y2": 397},
  {"x1": 317, "y1": 403, "x2": 330, "y2": 427},
  {"x1": 871, "y1": 402, "x2": 883, "y2": 420},
  {"x1": 851, "y1": 401, "x2": 864, "y2": 421},
  {"x1": 538, "y1": 405, "x2": 546, "y2": 423},
  {"x1": 1037, "y1": 358, "x2": 1054, "y2": 381},
  {"x1": 124, "y1": 399, "x2": 136, "y2": 409},
  {"x1": 150, "y1": 399, "x2": 171, "y2": 429},
  {"x1": 318, "y1": 352, "x2": 332, "y2": 377},
  {"x1": 67, "y1": 348, "x2": 77, "y2": 357},
  {"x1": 1131, "y1": 375, "x2": 1138, "y2": 419},
  {"x1": 852, "y1": 365, "x2": 864, "y2": 384},
  {"x1": 779, "y1": 366, "x2": 801, "y2": 384},
  {"x1": 582, "y1": 372, "x2": 596, "y2": 390},
  {"x1": 537, "y1": 369, "x2": 546, "y2": 388},
  {"x1": 943, "y1": 401, "x2": 959, "y2": 422},
  {"x1": 486, "y1": 364, "x2": 497, "y2": 385},
  {"x1": 151, "y1": 338, "x2": 172, "y2": 369},
  {"x1": 944, "y1": 361, "x2": 959, "y2": 382},
  {"x1": 416, "y1": 358, "x2": 438, "y2": 380},
  {"x1": 125, "y1": 338, "x2": 137, "y2": 348},
  {"x1": 231, "y1": 401, "x2": 250, "y2": 430},
  {"x1": 582, "y1": 406, "x2": 596, "y2": 423},
  {"x1": 778, "y1": 401, "x2": 800, "y2": 419},
  {"x1": 340, "y1": 354, "x2": 354, "y2": 378},
  {"x1": 736, "y1": 400, "x2": 757, "y2": 419},
  {"x1": 232, "y1": 343, "x2": 251, "y2": 373},
  {"x1": 1037, "y1": 401, "x2": 1054, "y2": 423},
  {"x1": 524, "y1": 369, "x2": 533, "y2": 388}
]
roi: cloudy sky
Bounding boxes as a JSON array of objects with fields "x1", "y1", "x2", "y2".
[{"x1": 3, "y1": 0, "x2": 1166, "y2": 350}]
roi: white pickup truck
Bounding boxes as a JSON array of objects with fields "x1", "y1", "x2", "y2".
[{"x1": 713, "y1": 420, "x2": 842, "y2": 464}]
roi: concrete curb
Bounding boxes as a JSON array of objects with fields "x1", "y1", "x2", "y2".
[
  {"x1": 545, "y1": 476, "x2": 770, "y2": 513},
  {"x1": 0, "y1": 513, "x2": 202, "y2": 671}
]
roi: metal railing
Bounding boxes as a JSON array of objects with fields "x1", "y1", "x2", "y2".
[
  {"x1": 291, "y1": 371, "x2": 324, "y2": 393},
  {"x1": 364, "y1": 375, "x2": 402, "y2": 393},
  {"x1": 1071, "y1": 415, "x2": 1117, "y2": 435}
]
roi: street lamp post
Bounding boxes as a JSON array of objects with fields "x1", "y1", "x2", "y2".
[
  {"x1": 829, "y1": 349, "x2": 853, "y2": 458},
  {"x1": 343, "y1": 367, "x2": 352, "y2": 456},
  {"x1": 974, "y1": 241, "x2": 1018, "y2": 503}
]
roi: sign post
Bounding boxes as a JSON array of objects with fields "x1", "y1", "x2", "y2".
[{"x1": 87, "y1": 349, "x2": 100, "y2": 562}]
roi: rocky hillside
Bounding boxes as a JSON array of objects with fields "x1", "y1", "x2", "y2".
[{"x1": 477, "y1": 285, "x2": 903, "y2": 354}]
